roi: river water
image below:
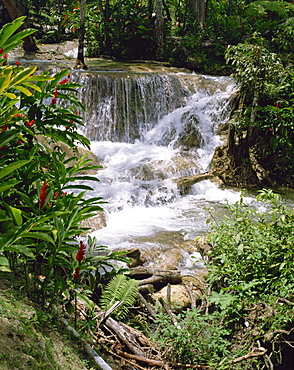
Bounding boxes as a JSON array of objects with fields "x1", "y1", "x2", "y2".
[{"x1": 68, "y1": 64, "x2": 250, "y2": 272}]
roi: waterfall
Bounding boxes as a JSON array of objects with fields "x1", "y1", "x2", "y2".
[
  {"x1": 75, "y1": 72, "x2": 235, "y2": 146},
  {"x1": 71, "y1": 66, "x2": 243, "y2": 272}
]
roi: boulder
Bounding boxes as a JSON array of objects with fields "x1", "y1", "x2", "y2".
[{"x1": 153, "y1": 284, "x2": 190, "y2": 311}]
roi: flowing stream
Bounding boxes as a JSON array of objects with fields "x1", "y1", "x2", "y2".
[{"x1": 66, "y1": 63, "x2": 247, "y2": 273}]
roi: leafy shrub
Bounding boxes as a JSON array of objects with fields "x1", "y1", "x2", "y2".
[
  {"x1": 154, "y1": 309, "x2": 231, "y2": 368},
  {"x1": 0, "y1": 17, "x2": 128, "y2": 313},
  {"x1": 206, "y1": 189, "x2": 294, "y2": 368}
]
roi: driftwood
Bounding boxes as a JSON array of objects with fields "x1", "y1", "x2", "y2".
[
  {"x1": 138, "y1": 292, "x2": 157, "y2": 319},
  {"x1": 104, "y1": 317, "x2": 147, "y2": 357},
  {"x1": 173, "y1": 172, "x2": 215, "y2": 194},
  {"x1": 129, "y1": 268, "x2": 182, "y2": 287}
]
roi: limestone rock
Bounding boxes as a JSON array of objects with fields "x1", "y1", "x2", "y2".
[{"x1": 153, "y1": 284, "x2": 190, "y2": 310}]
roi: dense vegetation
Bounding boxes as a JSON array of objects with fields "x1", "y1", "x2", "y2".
[
  {"x1": 2, "y1": 0, "x2": 294, "y2": 185},
  {"x1": 0, "y1": 5, "x2": 293, "y2": 369},
  {"x1": 155, "y1": 190, "x2": 294, "y2": 369},
  {"x1": 2, "y1": 0, "x2": 294, "y2": 71}
]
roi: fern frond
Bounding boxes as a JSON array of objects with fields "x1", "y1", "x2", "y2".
[{"x1": 99, "y1": 274, "x2": 138, "y2": 320}]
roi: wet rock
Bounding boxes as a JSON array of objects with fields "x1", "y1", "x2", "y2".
[
  {"x1": 161, "y1": 248, "x2": 185, "y2": 270},
  {"x1": 37, "y1": 136, "x2": 102, "y2": 175},
  {"x1": 80, "y1": 212, "x2": 107, "y2": 235},
  {"x1": 124, "y1": 248, "x2": 146, "y2": 268},
  {"x1": 174, "y1": 115, "x2": 202, "y2": 149},
  {"x1": 174, "y1": 172, "x2": 215, "y2": 194}
]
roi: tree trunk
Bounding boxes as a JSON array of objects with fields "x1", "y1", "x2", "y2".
[
  {"x1": 189, "y1": 0, "x2": 205, "y2": 26},
  {"x1": 155, "y1": 0, "x2": 164, "y2": 59},
  {"x1": 2, "y1": 0, "x2": 37, "y2": 53},
  {"x1": 104, "y1": 0, "x2": 111, "y2": 53},
  {"x1": 75, "y1": 0, "x2": 87, "y2": 69}
]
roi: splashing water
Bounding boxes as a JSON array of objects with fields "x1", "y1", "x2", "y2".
[{"x1": 75, "y1": 69, "x2": 247, "y2": 271}]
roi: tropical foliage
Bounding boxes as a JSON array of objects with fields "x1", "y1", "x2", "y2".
[
  {"x1": 0, "y1": 17, "x2": 130, "y2": 315},
  {"x1": 154, "y1": 189, "x2": 294, "y2": 369},
  {"x1": 3, "y1": 0, "x2": 293, "y2": 70}
]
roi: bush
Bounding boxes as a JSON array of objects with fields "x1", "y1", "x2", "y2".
[{"x1": 0, "y1": 17, "x2": 128, "y2": 313}]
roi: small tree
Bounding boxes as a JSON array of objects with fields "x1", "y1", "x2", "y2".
[
  {"x1": 75, "y1": 0, "x2": 87, "y2": 69},
  {"x1": 224, "y1": 37, "x2": 285, "y2": 185}
]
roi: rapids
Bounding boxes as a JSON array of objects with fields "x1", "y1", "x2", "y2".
[{"x1": 70, "y1": 64, "x2": 246, "y2": 273}]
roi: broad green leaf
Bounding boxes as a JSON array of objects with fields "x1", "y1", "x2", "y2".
[
  {"x1": 6, "y1": 245, "x2": 34, "y2": 258},
  {"x1": 26, "y1": 75, "x2": 54, "y2": 82},
  {"x1": 0, "y1": 68, "x2": 13, "y2": 93},
  {"x1": 10, "y1": 66, "x2": 37, "y2": 87},
  {"x1": 208, "y1": 291, "x2": 235, "y2": 310},
  {"x1": 0, "y1": 256, "x2": 10, "y2": 265},
  {"x1": 76, "y1": 291, "x2": 95, "y2": 311},
  {"x1": 13, "y1": 84, "x2": 32, "y2": 96},
  {"x1": 0, "y1": 16, "x2": 27, "y2": 45},
  {"x1": 0, "y1": 266, "x2": 11, "y2": 272},
  {"x1": 0, "y1": 179, "x2": 20, "y2": 193},
  {"x1": 8, "y1": 205, "x2": 23, "y2": 226},
  {"x1": 21, "y1": 232, "x2": 55, "y2": 244},
  {"x1": 22, "y1": 82, "x2": 42, "y2": 92},
  {"x1": 3, "y1": 92, "x2": 16, "y2": 99},
  {"x1": 63, "y1": 184, "x2": 94, "y2": 191},
  {"x1": 0, "y1": 160, "x2": 30, "y2": 180}
]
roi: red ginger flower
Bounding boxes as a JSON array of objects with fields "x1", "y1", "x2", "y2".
[
  {"x1": 74, "y1": 268, "x2": 80, "y2": 280},
  {"x1": 25, "y1": 120, "x2": 34, "y2": 127},
  {"x1": 76, "y1": 241, "x2": 86, "y2": 263},
  {"x1": 2, "y1": 53, "x2": 7, "y2": 66},
  {"x1": 51, "y1": 98, "x2": 57, "y2": 105},
  {"x1": 14, "y1": 113, "x2": 27, "y2": 118},
  {"x1": 74, "y1": 241, "x2": 86, "y2": 280},
  {"x1": 15, "y1": 61, "x2": 20, "y2": 66},
  {"x1": 59, "y1": 78, "x2": 69, "y2": 85},
  {"x1": 39, "y1": 180, "x2": 48, "y2": 209}
]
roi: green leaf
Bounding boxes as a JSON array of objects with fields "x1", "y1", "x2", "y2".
[
  {"x1": 63, "y1": 184, "x2": 94, "y2": 191},
  {"x1": 0, "y1": 128, "x2": 19, "y2": 147},
  {"x1": 0, "y1": 16, "x2": 26, "y2": 46},
  {"x1": 0, "y1": 179, "x2": 20, "y2": 193},
  {"x1": 0, "y1": 160, "x2": 30, "y2": 180},
  {"x1": 0, "y1": 256, "x2": 10, "y2": 266},
  {"x1": 76, "y1": 291, "x2": 95, "y2": 311},
  {"x1": 10, "y1": 66, "x2": 37, "y2": 87},
  {"x1": 22, "y1": 232, "x2": 55, "y2": 244},
  {"x1": 5, "y1": 245, "x2": 34, "y2": 258},
  {"x1": 7, "y1": 205, "x2": 23, "y2": 226},
  {"x1": 208, "y1": 291, "x2": 235, "y2": 310}
]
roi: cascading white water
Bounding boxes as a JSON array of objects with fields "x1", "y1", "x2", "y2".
[{"x1": 75, "y1": 68, "x2": 247, "y2": 272}]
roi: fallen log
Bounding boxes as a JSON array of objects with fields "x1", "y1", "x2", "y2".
[
  {"x1": 173, "y1": 172, "x2": 215, "y2": 194},
  {"x1": 104, "y1": 317, "x2": 147, "y2": 358},
  {"x1": 129, "y1": 268, "x2": 182, "y2": 287}
]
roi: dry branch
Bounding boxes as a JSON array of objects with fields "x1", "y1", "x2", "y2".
[
  {"x1": 104, "y1": 317, "x2": 146, "y2": 357},
  {"x1": 228, "y1": 347, "x2": 267, "y2": 364},
  {"x1": 138, "y1": 292, "x2": 157, "y2": 319},
  {"x1": 118, "y1": 351, "x2": 168, "y2": 368}
]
